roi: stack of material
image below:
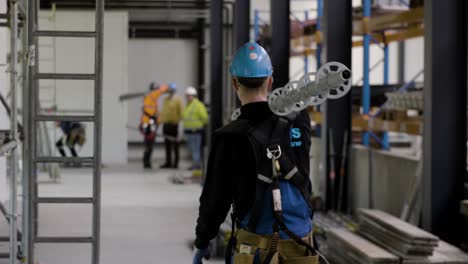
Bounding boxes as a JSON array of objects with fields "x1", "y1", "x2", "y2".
[
  {"x1": 358, "y1": 209, "x2": 439, "y2": 259},
  {"x1": 326, "y1": 228, "x2": 399, "y2": 264},
  {"x1": 403, "y1": 241, "x2": 468, "y2": 264}
]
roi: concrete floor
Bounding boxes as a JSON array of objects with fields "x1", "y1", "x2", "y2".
[{"x1": 0, "y1": 160, "x2": 223, "y2": 264}]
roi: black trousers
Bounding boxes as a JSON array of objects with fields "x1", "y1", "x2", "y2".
[
  {"x1": 163, "y1": 123, "x2": 179, "y2": 167},
  {"x1": 143, "y1": 136, "x2": 155, "y2": 168},
  {"x1": 56, "y1": 136, "x2": 78, "y2": 157}
]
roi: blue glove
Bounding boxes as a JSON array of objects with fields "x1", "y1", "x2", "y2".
[{"x1": 193, "y1": 246, "x2": 210, "y2": 264}]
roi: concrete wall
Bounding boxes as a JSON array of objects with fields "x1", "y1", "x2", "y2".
[
  {"x1": 127, "y1": 39, "x2": 198, "y2": 142},
  {"x1": 38, "y1": 10, "x2": 129, "y2": 164},
  {"x1": 348, "y1": 145, "x2": 420, "y2": 218}
]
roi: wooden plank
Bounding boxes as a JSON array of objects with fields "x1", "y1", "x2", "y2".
[
  {"x1": 328, "y1": 228, "x2": 399, "y2": 263},
  {"x1": 358, "y1": 209, "x2": 439, "y2": 242},
  {"x1": 353, "y1": 26, "x2": 424, "y2": 47},
  {"x1": 354, "y1": 8, "x2": 424, "y2": 35}
]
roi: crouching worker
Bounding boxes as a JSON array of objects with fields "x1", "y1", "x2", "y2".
[{"x1": 193, "y1": 42, "x2": 318, "y2": 264}]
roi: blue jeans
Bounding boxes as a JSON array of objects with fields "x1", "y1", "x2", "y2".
[{"x1": 186, "y1": 132, "x2": 202, "y2": 168}]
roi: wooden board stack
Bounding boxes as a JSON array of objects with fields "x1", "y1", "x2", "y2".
[
  {"x1": 358, "y1": 209, "x2": 439, "y2": 259},
  {"x1": 325, "y1": 228, "x2": 399, "y2": 264}
]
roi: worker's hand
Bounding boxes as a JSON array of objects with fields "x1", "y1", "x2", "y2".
[{"x1": 192, "y1": 246, "x2": 210, "y2": 264}]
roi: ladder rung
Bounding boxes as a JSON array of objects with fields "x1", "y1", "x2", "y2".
[
  {"x1": 0, "y1": 253, "x2": 9, "y2": 259},
  {"x1": 35, "y1": 156, "x2": 94, "y2": 163},
  {"x1": 36, "y1": 197, "x2": 94, "y2": 204},
  {"x1": 34, "y1": 30, "x2": 96, "y2": 38},
  {"x1": 35, "y1": 236, "x2": 94, "y2": 243},
  {"x1": 35, "y1": 115, "x2": 95, "y2": 122},
  {"x1": 35, "y1": 73, "x2": 95, "y2": 80}
]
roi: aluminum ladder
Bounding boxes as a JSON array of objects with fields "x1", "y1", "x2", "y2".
[{"x1": 23, "y1": 0, "x2": 104, "y2": 263}]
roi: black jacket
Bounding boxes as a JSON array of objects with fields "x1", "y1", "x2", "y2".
[{"x1": 194, "y1": 102, "x2": 312, "y2": 249}]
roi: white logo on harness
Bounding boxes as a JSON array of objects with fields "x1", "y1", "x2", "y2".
[{"x1": 249, "y1": 52, "x2": 258, "y2": 60}]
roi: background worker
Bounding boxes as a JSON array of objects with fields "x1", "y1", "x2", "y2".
[
  {"x1": 56, "y1": 121, "x2": 86, "y2": 158},
  {"x1": 140, "y1": 82, "x2": 173, "y2": 169},
  {"x1": 193, "y1": 43, "x2": 316, "y2": 264},
  {"x1": 182, "y1": 86, "x2": 208, "y2": 170},
  {"x1": 159, "y1": 84, "x2": 183, "y2": 169}
]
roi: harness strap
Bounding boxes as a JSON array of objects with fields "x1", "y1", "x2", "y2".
[
  {"x1": 283, "y1": 167, "x2": 298, "y2": 180},
  {"x1": 258, "y1": 174, "x2": 273, "y2": 184}
]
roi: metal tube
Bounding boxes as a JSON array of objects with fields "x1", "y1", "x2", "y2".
[
  {"x1": 25, "y1": 0, "x2": 37, "y2": 261},
  {"x1": 362, "y1": 0, "x2": 371, "y2": 146},
  {"x1": 21, "y1": 0, "x2": 29, "y2": 260},
  {"x1": 383, "y1": 44, "x2": 389, "y2": 85},
  {"x1": 8, "y1": 2, "x2": 19, "y2": 262},
  {"x1": 304, "y1": 10, "x2": 309, "y2": 74},
  {"x1": 316, "y1": 0, "x2": 323, "y2": 69},
  {"x1": 253, "y1": 9, "x2": 259, "y2": 41},
  {"x1": 92, "y1": 0, "x2": 104, "y2": 263},
  {"x1": 382, "y1": 44, "x2": 390, "y2": 150}
]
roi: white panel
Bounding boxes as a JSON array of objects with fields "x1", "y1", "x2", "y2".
[
  {"x1": 127, "y1": 39, "x2": 198, "y2": 142},
  {"x1": 38, "y1": 11, "x2": 129, "y2": 164},
  {"x1": 404, "y1": 37, "x2": 424, "y2": 83}
]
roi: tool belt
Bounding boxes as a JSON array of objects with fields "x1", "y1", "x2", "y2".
[{"x1": 233, "y1": 229, "x2": 319, "y2": 264}]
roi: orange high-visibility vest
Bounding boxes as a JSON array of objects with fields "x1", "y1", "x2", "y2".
[{"x1": 140, "y1": 84, "x2": 169, "y2": 125}]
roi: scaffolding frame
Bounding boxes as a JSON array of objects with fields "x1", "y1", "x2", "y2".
[
  {"x1": 0, "y1": 0, "x2": 25, "y2": 263},
  {"x1": 22, "y1": 0, "x2": 105, "y2": 264}
]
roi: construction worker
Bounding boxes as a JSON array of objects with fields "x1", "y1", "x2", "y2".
[
  {"x1": 140, "y1": 82, "x2": 174, "y2": 169},
  {"x1": 182, "y1": 86, "x2": 208, "y2": 170},
  {"x1": 193, "y1": 42, "x2": 318, "y2": 264},
  {"x1": 56, "y1": 121, "x2": 86, "y2": 158},
  {"x1": 159, "y1": 84, "x2": 183, "y2": 169}
]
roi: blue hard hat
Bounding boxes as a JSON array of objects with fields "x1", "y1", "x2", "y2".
[
  {"x1": 168, "y1": 82, "x2": 177, "y2": 91},
  {"x1": 230, "y1": 42, "x2": 273, "y2": 78}
]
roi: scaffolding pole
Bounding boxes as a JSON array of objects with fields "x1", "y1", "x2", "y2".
[
  {"x1": 8, "y1": 0, "x2": 19, "y2": 263},
  {"x1": 362, "y1": 0, "x2": 371, "y2": 146}
]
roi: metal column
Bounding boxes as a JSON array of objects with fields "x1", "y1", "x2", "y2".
[
  {"x1": 8, "y1": 0, "x2": 19, "y2": 263},
  {"x1": 362, "y1": 0, "x2": 371, "y2": 146},
  {"x1": 253, "y1": 9, "x2": 259, "y2": 41},
  {"x1": 382, "y1": 44, "x2": 390, "y2": 149},
  {"x1": 316, "y1": 0, "x2": 323, "y2": 69},
  {"x1": 197, "y1": 0, "x2": 206, "y2": 101},
  {"x1": 209, "y1": 0, "x2": 223, "y2": 134},
  {"x1": 323, "y1": 0, "x2": 352, "y2": 211},
  {"x1": 24, "y1": 0, "x2": 105, "y2": 263},
  {"x1": 270, "y1": 0, "x2": 290, "y2": 88},
  {"x1": 234, "y1": 0, "x2": 249, "y2": 107},
  {"x1": 304, "y1": 10, "x2": 309, "y2": 74},
  {"x1": 234, "y1": 0, "x2": 249, "y2": 47},
  {"x1": 397, "y1": 42, "x2": 405, "y2": 83},
  {"x1": 422, "y1": 0, "x2": 467, "y2": 244}
]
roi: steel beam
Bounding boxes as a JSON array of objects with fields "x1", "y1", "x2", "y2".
[
  {"x1": 233, "y1": 0, "x2": 249, "y2": 107},
  {"x1": 234, "y1": 0, "x2": 249, "y2": 48},
  {"x1": 397, "y1": 42, "x2": 405, "y2": 83},
  {"x1": 209, "y1": 0, "x2": 223, "y2": 134},
  {"x1": 270, "y1": 0, "x2": 290, "y2": 88},
  {"x1": 422, "y1": 0, "x2": 467, "y2": 245},
  {"x1": 196, "y1": 0, "x2": 206, "y2": 101},
  {"x1": 323, "y1": 0, "x2": 352, "y2": 211}
]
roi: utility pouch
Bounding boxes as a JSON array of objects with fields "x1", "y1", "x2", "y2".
[
  {"x1": 233, "y1": 253, "x2": 254, "y2": 264},
  {"x1": 282, "y1": 255, "x2": 319, "y2": 264}
]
